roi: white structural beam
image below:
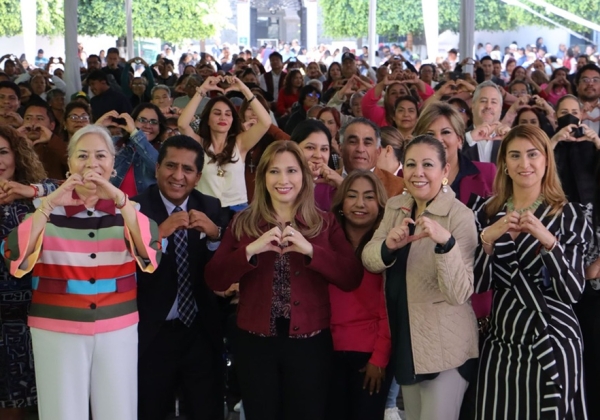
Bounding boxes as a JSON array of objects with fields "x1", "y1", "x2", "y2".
[
  {"x1": 368, "y1": 0, "x2": 377, "y2": 66},
  {"x1": 304, "y1": 0, "x2": 318, "y2": 52},
  {"x1": 421, "y1": 0, "x2": 438, "y2": 61},
  {"x1": 459, "y1": 0, "x2": 475, "y2": 71},
  {"x1": 521, "y1": 0, "x2": 600, "y2": 33},
  {"x1": 237, "y1": 0, "x2": 250, "y2": 48},
  {"x1": 501, "y1": 0, "x2": 592, "y2": 42},
  {"x1": 125, "y1": 0, "x2": 133, "y2": 59},
  {"x1": 63, "y1": 0, "x2": 81, "y2": 96},
  {"x1": 20, "y1": 0, "x2": 36, "y2": 65}
]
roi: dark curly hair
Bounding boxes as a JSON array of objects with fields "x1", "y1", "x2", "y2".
[
  {"x1": 198, "y1": 96, "x2": 243, "y2": 166},
  {"x1": 282, "y1": 69, "x2": 303, "y2": 95},
  {"x1": 0, "y1": 125, "x2": 47, "y2": 183}
]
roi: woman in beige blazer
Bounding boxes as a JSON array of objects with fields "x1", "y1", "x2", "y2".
[{"x1": 362, "y1": 134, "x2": 478, "y2": 420}]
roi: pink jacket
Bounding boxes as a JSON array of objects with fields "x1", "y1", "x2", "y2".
[
  {"x1": 329, "y1": 269, "x2": 391, "y2": 368},
  {"x1": 361, "y1": 85, "x2": 435, "y2": 127}
]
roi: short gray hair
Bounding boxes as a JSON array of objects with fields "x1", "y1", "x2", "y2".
[
  {"x1": 472, "y1": 80, "x2": 503, "y2": 104},
  {"x1": 151, "y1": 84, "x2": 171, "y2": 98},
  {"x1": 340, "y1": 117, "x2": 382, "y2": 148},
  {"x1": 68, "y1": 125, "x2": 115, "y2": 159},
  {"x1": 307, "y1": 79, "x2": 323, "y2": 91}
]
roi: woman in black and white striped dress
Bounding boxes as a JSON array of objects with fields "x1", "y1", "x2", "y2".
[{"x1": 472, "y1": 125, "x2": 591, "y2": 419}]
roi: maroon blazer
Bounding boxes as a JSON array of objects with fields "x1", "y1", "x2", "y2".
[
  {"x1": 458, "y1": 160, "x2": 496, "y2": 205},
  {"x1": 205, "y1": 212, "x2": 362, "y2": 336}
]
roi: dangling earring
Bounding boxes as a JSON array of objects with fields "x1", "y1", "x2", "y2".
[
  {"x1": 402, "y1": 187, "x2": 408, "y2": 195},
  {"x1": 111, "y1": 169, "x2": 118, "y2": 178},
  {"x1": 442, "y1": 177, "x2": 449, "y2": 193},
  {"x1": 338, "y1": 209, "x2": 344, "y2": 217},
  {"x1": 504, "y1": 166, "x2": 508, "y2": 175},
  {"x1": 65, "y1": 171, "x2": 71, "y2": 178}
]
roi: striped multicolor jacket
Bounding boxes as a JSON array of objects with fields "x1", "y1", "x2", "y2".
[{"x1": 2, "y1": 199, "x2": 161, "y2": 335}]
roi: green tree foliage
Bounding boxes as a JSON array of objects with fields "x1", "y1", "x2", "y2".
[
  {"x1": 321, "y1": 0, "x2": 600, "y2": 38},
  {"x1": 0, "y1": 0, "x2": 229, "y2": 42}
]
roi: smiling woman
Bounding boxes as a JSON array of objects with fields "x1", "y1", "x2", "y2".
[
  {"x1": 95, "y1": 103, "x2": 163, "y2": 198},
  {"x1": 205, "y1": 140, "x2": 362, "y2": 420},
  {"x1": 362, "y1": 134, "x2": 478, "y2": 420},
  {"x1": 2, "y1": 124, "x2": 162, "y2": 420},
  {"x1": 472, "y1": 125, "x2": 591, "y2": 419}
]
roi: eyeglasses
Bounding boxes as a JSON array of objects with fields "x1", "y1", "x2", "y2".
[
  {"x1": 307, "y1": 92, "x2": 321, "y2": 99},
  {"x1": 137, "y1": 117, "x2": 159, "y2": 126},
  {"x1": 581, "y1": 77, "x2": 600, "y2": 84},
  {"x1": 165, "y1": 128, "x2": 180, "y2": 136},
  {"x1": 67, "y1": 114, "x2": 90, "y2": 121},
  {"x1": 132, "y1": 83, "x2": 146, "y2": 87},
  {"x1": 455, "y1": 108, "x2": 467, "y2": 114}
]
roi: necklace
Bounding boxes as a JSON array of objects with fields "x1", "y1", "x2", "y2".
[
  {"x1": 506, "y1": 195, "x2": 544, "y2": 215},
  {"x1": 216, "y1": 165, "x2": 225, "y2": 177}
]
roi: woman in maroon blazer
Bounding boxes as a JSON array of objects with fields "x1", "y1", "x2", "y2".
[{"x1": 206, "y1": 140, "x2": 362, "y2": 420}]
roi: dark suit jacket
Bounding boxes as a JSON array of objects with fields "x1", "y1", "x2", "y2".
[
  {"x1": 462, "y1": 134, "x2": 501, "y2": 165},
  {"x1": 134, "y1": 184, "x2": 227, "y2": 355},
  {"x1": 554, "y1": 141, "x2": 599, "y2": 205}
]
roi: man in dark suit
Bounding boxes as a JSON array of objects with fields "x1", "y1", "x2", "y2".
[
  {"x1": 463, "y1": 81, "x2": 505, "y2": 164},
  {"x1": 134, "y1": 135, "x2": 227, "y2": 420}
]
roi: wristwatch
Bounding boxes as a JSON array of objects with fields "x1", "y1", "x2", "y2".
[{"x1": 208, "y1": 226, "x2": 222, "y2": 242}]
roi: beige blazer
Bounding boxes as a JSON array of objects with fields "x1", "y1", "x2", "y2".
[{"x1": 362, "y1": 189, "x2": 479, "y2": 374}]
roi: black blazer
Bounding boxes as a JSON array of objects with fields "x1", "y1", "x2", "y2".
[
  {"x1": 462, "y1": 133, "x2": 501, "y2": 165},
  {"x1": 134, "y1": 184, "x2": 227, "y2": 355}
]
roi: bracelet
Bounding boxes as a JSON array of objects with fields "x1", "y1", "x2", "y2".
[
  {"x1": 480, "y1": 229, "x2": 493, "y2": 246},
  {"x1": 115, "y1": 193, "x2": 128, "y2": 209},
  {"x1": 36, "y1": 207, "x2": 50, "y2": 221},
  {"x1": 247, "y1": 95, "x2": 256, "y2": 104},
  {"x1": 29, "y1": 185, "x2": 38, "y2": 198},
  {"x1": 42, "y1": 198, "x2": 54, "y2": 211}
]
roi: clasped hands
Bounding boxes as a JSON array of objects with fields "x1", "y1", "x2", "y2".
[
  {"x1": 159, "y1": 210, "x2": 219, "y2": 239},
  {"x1": 482, "y1": 210, "x2": 555, "y2": 249},
  {"x1": 246, "y1": 225, "x2": 313, "y2": 261},
  {"x1": 196, "y1": 75, "x2": 247, "y2": 96},
  {"x1": 385, "y1": 216, "x2": 451, "y2": 251}
]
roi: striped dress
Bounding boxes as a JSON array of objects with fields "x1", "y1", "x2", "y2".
[
  {"x1": 1, "y1": 199, "x2": 161, "y2": 335},
  {"x1": 472, "y1": 198, "x2": 591, "y2": 420}
]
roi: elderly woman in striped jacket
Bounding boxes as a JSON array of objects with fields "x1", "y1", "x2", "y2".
[
  {"x1": 2, "y1": 124, "x2": 162, "y2": 420},
  {"x1": 472, "y1": 125, "x2": 591, "y2": 420}
]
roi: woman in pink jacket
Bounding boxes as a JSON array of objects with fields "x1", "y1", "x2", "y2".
[{"x1": 327, "y1": 170, "x2": 392, "y2": 420}]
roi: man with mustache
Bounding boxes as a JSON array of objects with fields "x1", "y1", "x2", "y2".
[{"x1": 17, "y1": 101, "x2": 68, "y2": 179}]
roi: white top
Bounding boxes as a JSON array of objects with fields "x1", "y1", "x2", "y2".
[
  {"x1": 582, "y1": 104, "x2": 600, "y2": 135},
  {"x1": 259, "y1": 72, "x2": 283, "y2": 101},
  {"x1": 465, "y1": 131, "x2": 495, "y2": 163},
  {"x1": 196, "y1": 143, "x2": 247, "y2": 207}
]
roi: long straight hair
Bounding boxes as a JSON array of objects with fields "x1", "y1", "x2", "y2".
[
  {"x1": 232, "y1": 140, "x2": 324, "y2": 240},
  {"x1": 485, "y1": 125, "x2": 566, "y2": 218}
]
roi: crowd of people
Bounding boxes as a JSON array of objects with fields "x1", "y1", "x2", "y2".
[{"x1": 0, "y1": 35, "x2": 599, "y2": 420}]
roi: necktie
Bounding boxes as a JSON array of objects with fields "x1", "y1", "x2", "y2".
[{"x1": 172, "y1": 206, "x2": 197, "y2": 326}]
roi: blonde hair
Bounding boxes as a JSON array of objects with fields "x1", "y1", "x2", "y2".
[
  {"x1": 232, "y1": 141, "x2": 324, "y2": 240},
  {"x1": 414, "y1": 102, "x2": 466, "y2": 141},
  {"x1": 485, "y1": 125, "x2": 566, "y2": 218}
]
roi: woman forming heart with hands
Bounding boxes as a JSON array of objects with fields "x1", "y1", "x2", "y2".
[
  {"x1": 178, "y1": 73, "x2": 272, "y2": 213},
  {"x1": 362, "y1": 134, "x2": 479, "y2": 420},
  {"x1": 205, "y1": 141, "x2": 362, "y2": 419},
  {"x1": 471, "y1": 125, "x2": 591, "y2": 419},
  {"x1": 2, "y1": 124, "x2": 162, "y2": 420}
]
